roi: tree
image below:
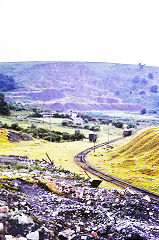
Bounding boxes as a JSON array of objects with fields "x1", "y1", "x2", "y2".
[
  {"x1": 0, "y1": 74, "x2": 15, "y2": 91},
  {"x1": 141, "y1": 108, "x2": 146, "y2": 115},
  {"x1": 11, "y1": 122, "x2": 22, "y2": 131},
  {"x1": 62, "y1": 132, "x2": 70, "y2": 140},
  {"x1": 133, "y1": 75, "x2": 140, "y2": 83},
  {"x1": 150, "y1": 85, "x2": 158, "y2": 93},
  {"x1": 0, "y1": 93, "x2": 10, "y2": 116},
  {"x1": 148, "y1": 73, "x2": 154, "y2": 79},
  {"x1": 75, "y1": 129, "x2": 80, "y2": 137},
  {"x1": 141, "y1": 78, "x2": 148, "y2": 85},
  {"x1": 62, "y1": 120, "x2": 68, "y2": 126}
]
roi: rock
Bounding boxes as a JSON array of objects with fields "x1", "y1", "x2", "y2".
[
  {"x1": 78, "y1": 188, "x2": 84, "y2": 199},
  {"x1": 0, "y1": 200, "x2": 7, "y2": 206},
  {"x1": 18, "y1": 214, "x2": 34, "y2": 225},
  {"x1": 5, "y1": 235, "x2": 15, "y2": 240},
  {"x1": 75, "y1": 226, "x2": 80, "y2": 232},
  {"x1": 58, "y1": 228, "x2": 75, "y2": 240},
  {"x1": 98, "y1": 229, "x2": 107, "y2": 236},
  {"x1": 0, "y1": 223, "x2": 4, "y2": 232},
  {"x1": 16, "y1": 237, "x2": 27, "y2": 240},
  {"x1": 26, "y1": 230, "x2": 39, "y2": 240},
  {"x1": 149, "y1": 212, "x2": 153, "y2": 216},
  {"x1": 125, "y1": 233, "x2": 148, "y2": 240},
  {"x1": 0, "y1": 206, "x2": 9, "y2": 213},
  {"x1": 125, "y1": 188, "x2": 135, "y2": 195},
  {"x1": 143, "y1": 195, "x2": 151, "y2": 202},
  {"x1": 106, "y1": 212, "x2": 112, "y2": 217},
  {"x1": 20, "y1": 201, "x2": 27, "y2": 206},
  {"x1": 91, "y1": 231, "x2": 98, "y2": 237},
  {"x1": 81, "y1": 236, "x2": 87, "y2": 240},
  {"x1": 87, "y1": 200, "x2": 91, "y2": 205},
  {"x1": 0, "y1": 159, "x2": 159, "y2": 240}
]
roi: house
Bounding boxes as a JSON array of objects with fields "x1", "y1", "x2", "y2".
[
  {"x1": 16, "y1": 116, "x2": 26, "y2": 120},
  {"x1": 70, "y1": 113, "x2": 84, "y2": 126},
  {"x1": 43, "y1": 114, "x2": 54, "y2": 118}
]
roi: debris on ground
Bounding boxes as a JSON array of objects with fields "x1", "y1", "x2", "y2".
[{"x1": 0, "y1": 155, "x2": 158, "y2": 240}]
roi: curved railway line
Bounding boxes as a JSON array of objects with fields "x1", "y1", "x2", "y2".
[{"x1": 74, "y1": 137, "x2": 159, "y2": 201}]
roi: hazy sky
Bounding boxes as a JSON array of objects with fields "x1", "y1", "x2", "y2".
[{"x1": 0, "y1": 0, "x2": 159, "y2": 66}]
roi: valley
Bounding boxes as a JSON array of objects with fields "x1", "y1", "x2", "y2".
[{"x1": 0, "y1": 61, "x2": 159, "y2": 239}]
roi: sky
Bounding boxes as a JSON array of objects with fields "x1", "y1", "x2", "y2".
[{"x1": 0, "y1": 0, "x2": 159, "y2": 66}]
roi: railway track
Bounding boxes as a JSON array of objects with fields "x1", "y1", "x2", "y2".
[{"x1": 74, "y1": 137, "x2": 159, "y2": 201}]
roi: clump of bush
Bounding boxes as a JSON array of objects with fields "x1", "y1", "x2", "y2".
[
  {"x1": 10, "y1": 122, "x2": 22, "y2": 131},
  {"x1": 100, "y1": 119, "x2": 112, "y2": 125},
  {"x1": 0, "y1": 93, "x2": 10, "y2": 116},
  {"x1": 29, "y1": 109, "x2": 43, "y2": 118},
  {"x1": 2, "y1": 121, "x2": 85, "y2": 142},
  {"x1": 141, "y1": 108, "x2": 146, "y2": 115},
  {"x1": 148, "y1": 72, "x2": 154, "y2": 79},
  {"x1": 2, "y1": 123, "x2": 10, "y2": 129},
  {"x1": 53, "y1": 112, "x2": 70, "y2": 118},
  {"x1": 133, "y1": 75, "x2": 140, "y2": 83},
  {"x1": 23, "y1": 127, "x2": 85, "y2": 142},
  {"x1": 112, "y1": 121, "x2": 123, "y2": 128},
  {"x1": 141, "y1": 78, "x2": 148, "y2": 85},
  {"x1": 23, "y1": 127, "x2": 62, "y2": 142},
  {"x1": 62, "y1": 119, "x2": 100, "y2": 132},
  {"x1": 9, "y1": 102, "x2": 43, "y2": 113},
  {"x1": 62, "y1": 130, "x2": 85, "y2": 141},
  {"x1": 150, "y1": 85, "x2": 158, "y2": 93},
  {"x1": 90, "y1": 125, "x2": 100, "y2": 131},
  {"x1": 2, "y1": 122, "x2": 23, "y2": 131},
  {"x1": 9, "y1": 102, "x2": 25, "y2": 111},
  {"x1": 62, "y1": 120, "x2": 73, "y2": 126},
  {"x1": 77, "y1": 113, "x2": 98, "y2": 122}
]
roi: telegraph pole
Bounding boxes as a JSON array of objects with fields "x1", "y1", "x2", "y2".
[
  {"x1": 93, "y1": 130, "x2": 96, "y2": 152},
  {"x1": 50, "y1": 111, "x2": 52, "y2": 142},
  {"x1": 37, "y1": 127, "x2": 39, "y2": 139},
  {"x1": 108, "y1": 123, "x2": 110, "y2": 143}
]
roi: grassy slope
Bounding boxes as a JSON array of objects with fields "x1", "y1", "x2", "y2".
[{"x1": 89, "y1": 127, "x2": 159, "y2": 194}]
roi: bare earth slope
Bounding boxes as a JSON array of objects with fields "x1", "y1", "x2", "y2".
[{"x1": 2, "y1": 61, "x2": 159, "y2": 111}]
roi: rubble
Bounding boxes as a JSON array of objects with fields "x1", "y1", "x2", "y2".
[
  {"x1": 0, "y1": 206, "x2": 9, "y2": 213},
  {"x1": 26, "y1": 230, "x2": 39, "y2": 240},
  {"x1": 0, "y1": 222, "x2": 4, "y2": 231},
  {"x1": 0, "y1": 155, "x2": 158, "y2": 240},
  {"x1": 58, "y1": 228, "x2": 75, "y2": 240}
]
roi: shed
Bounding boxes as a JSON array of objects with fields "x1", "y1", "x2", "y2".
[
  {"x1": 123, "y1": 129, "x2": 132, "y2": 137},
  {"x1": 89, "y1": 133, "x2": 97, "y2": 142}
]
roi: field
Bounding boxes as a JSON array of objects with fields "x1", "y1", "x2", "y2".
[
  {"x1": 0, "y1": 115, "x2": 123, "y2": 189},
  {"x1": 0, "y1": 112, "x2": 124, "y2": 140}
]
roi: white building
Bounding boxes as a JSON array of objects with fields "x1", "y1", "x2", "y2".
[{"x1": 70, "y1": 113, "x2": 84, "y2": 126}]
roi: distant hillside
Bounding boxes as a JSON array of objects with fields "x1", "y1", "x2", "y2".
[{"x1": 1, "y1": 61, "x2": 159, "y2": 112}]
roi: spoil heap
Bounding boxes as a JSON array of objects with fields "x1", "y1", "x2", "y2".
[
  {"x1": 0, "y1": 156, "x2": 158, "y2": 240},
  {"x1": 90, "y1": 127, "x2": 159, "y2": 193},
  {"x1": 113, "y1": 127, "x2": 159, "y2": 165}
]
